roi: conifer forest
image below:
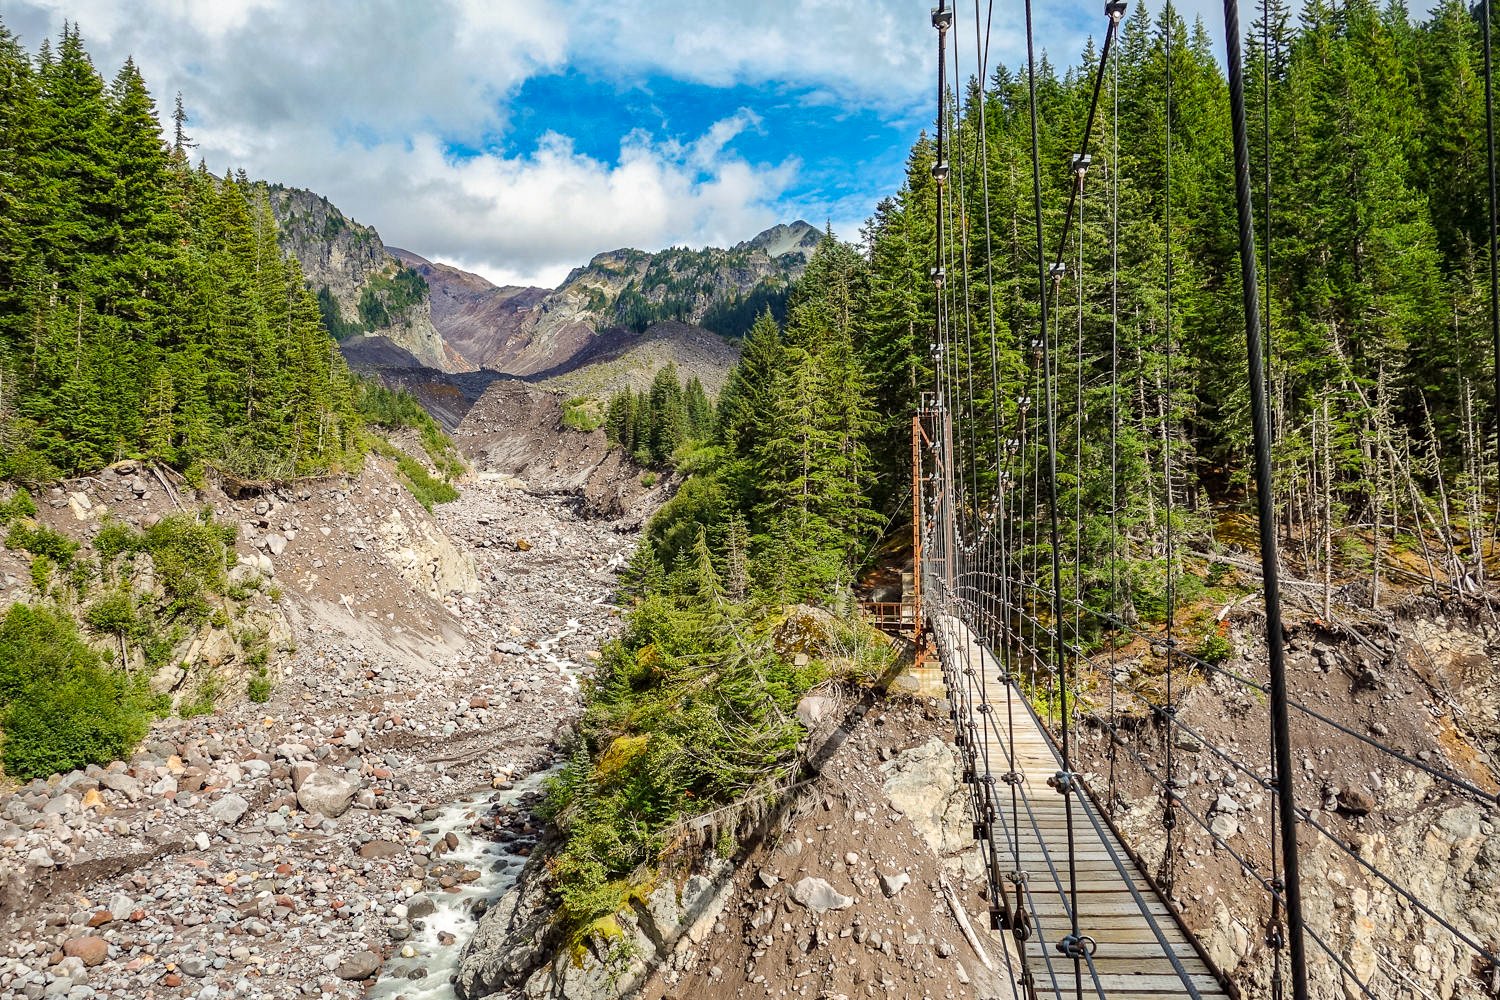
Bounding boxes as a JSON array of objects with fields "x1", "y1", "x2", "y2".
[{"x1": 2, "y1": 6, "x2": 1500, "y2": 999}]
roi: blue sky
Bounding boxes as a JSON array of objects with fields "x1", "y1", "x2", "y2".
[
  {"x1": 496, "y1": 70, "x2": 919, "y2": 235},
  {"x1": 0, "y1": 0, "x2": 1338, "y2": 286}
]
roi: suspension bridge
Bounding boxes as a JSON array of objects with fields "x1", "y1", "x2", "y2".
[{"x1": 892, "y1": 1, "x2": 1500, "y2": 998}]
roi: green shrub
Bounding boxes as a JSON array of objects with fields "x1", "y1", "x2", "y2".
[
  {"x1": 0, "y1": 604, "x2": 151, "y2": 779},
  {"x1": 85, "y1": 590, "x2": 139, "y2": 637},
  {"x1": 395, "y1": 453, "x2": 459, "y2": 510},
  {"x1": 1196, "y1": 629, "x2": 1233, "y2": 665},
  {"x1": 2, "y1": 666, "x2": 149, "y2": 778},
  {"x1": 542, "y1": 593, "x2": 823, "y2": 933},
  {"x1": 0, "y1": 489, "x2": 37, "y2": 524},
  {"x1": 5, "y1": 522, "x2": 80, "y2": 565},
  {"x1": 179, "y1": 672, "x2": 220, "y2": 718},
  {"x1": 247, "y1": 670, "x2": 272, "y2": 703},
  {"x1": 140, "y1": 513, "x2": 236, "y2": 605},
  {"x1": 0, "y1": 447, "x2": 60, "y2": 487},
  {"x1": 28, "y1": 555, "x2": 52, "y2": 595},
  {"x1": 562, "y1": 399, "x2": 604, "y2": 433},
  {"x1": 94, "y1": 520, "x2": 141, "y2": 560}
]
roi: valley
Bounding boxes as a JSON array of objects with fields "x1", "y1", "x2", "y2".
[
  {"x1": 0, "y1": 399, "x2": 639, "y2": 999},
  {"x1": 4, "y1": 9, "x2": 1500, "y2": 1000}
]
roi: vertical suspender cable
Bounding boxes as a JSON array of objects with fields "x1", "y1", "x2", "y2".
[
  {"x1": 1022, "y1": 1, "x2": 1081, "y2": 993},
  {"x1": 1159, "y1": 1, "x2": 1180, "y2": 894},
  {"x1": 1221, "y1": 1, "x2": 1309, "y2": 997},
  {"x1": 1107, "y1": 11, "x2": 1121, "y2": 815},
  {"x1": 1259, "y1": 4, "x2": 1287, "y2": 995},
  {"x1": 1484, "y1": 0, "x2": 1499, "y2": 550},
  {"x1": 1263, "y1": 0, "x2": 1274, "y2": 418}
]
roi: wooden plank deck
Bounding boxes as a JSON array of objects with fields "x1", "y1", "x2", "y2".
[{"x1": 932, "y1": 616, "x2": 1230, "y2": 1000}]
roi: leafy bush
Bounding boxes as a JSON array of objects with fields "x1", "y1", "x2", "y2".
[
  {"x1": 0, "y1": 604, "x2": 151, "y2": 779},
  {"x1": 94, "y1": 520, "x2": 141, "y2": 560},
  {"x1": 1196, "y1": 628, "x2": 1233, "y2": 665},
  {"x1": 0, "y1": 489, "x2": 37, "y2": 524},
  {"x1": 396, "y1": 453, "x2": 459, "y2": 510},
  {"x1": 562, "y1": 398, "x2": 604, "y2": 433},
  {"x1": 140, "y1": 513, "x2": 236, "y2": 610},
  {"x1": 247, "y1": 670, "x2": 272, "y2": 703},
  {"x1": 542, "y1": 585, "x2": 825, "y2": 934},
  {"x1": 85, "y1": 589, "x2": 140, "y2": 637},
  {"x1": 5, "y1": 523, "x2": 80, "y2": 566},
  {"x1": 179, "y1": 672, "x2": 220, "y2": 718}
]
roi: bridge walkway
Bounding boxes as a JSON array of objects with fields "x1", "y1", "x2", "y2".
[{"x1": 931, "y1": 615, "x2": 1231, "y2": 1000}]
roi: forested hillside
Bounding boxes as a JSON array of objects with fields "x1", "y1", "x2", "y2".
[
  {"x1": 542, "y1": 0, "x2": 1500, "y2": 957},
  {"x1": 0, "y1": 22, "x2": 360, "y2": 482},
  {"x1": 856, "y1": 0, "x2": 1500, "y2": 602}
]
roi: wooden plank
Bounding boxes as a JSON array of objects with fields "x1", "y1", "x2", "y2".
[{"x1": 934, "y1": 615, "x2": 1231, "y2": 1000}]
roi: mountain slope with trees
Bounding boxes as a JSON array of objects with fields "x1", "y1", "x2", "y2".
[
  {"x1": 0, "y1": 20, "x2": 360, "y2": 482},
  {"x1": 266, "y1": 187, "x2": 469, "y2": 373}
]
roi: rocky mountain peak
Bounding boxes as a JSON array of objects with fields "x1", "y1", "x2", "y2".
[{"x1": 735, "y1": 220, "x2": 822, "y2": 261}]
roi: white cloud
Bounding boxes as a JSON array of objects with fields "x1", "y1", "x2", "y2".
[
  {"x1": 573, "y1": 0, "x2": 931, "y2": 108},
  {"x1": 1, "y1": 0, "x2": 929, "y2": 286}
]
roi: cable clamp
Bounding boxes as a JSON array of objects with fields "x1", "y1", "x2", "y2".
[
  {"x1": 1049, "y1": 261, "x2": 1068, "y2": 283},
  {"x1": 1106, "y1": 0, "x2": 1127, "y2": 21},
  {"x1": 1006, "y1": 869, "x2": 1030, "y2": 885},
  {"x1": 1070, "y1": 152, "x2": 1092, "y2": 177},
  {"x1": 931, "y1": 6, "x2": 954, "y2": 30},
  {"x1": 1048, "y1": 770, "x2": 1076, "y2": 795},
  {"x1": 1057, "y1": 934, "x2": 1097, "y2": 959},
  {"x1": 1001, "y1": 770, "x2": 1024, "y2": 786},
  {"x1": 931, "y1": 265, "x2": 946, "y2": 287},
  {"x1": 977, "y1": 702, "x2": 993, "y2": 715},
  {"x1": 931, "y1": 160, "x2": 950, "y2": 184}
]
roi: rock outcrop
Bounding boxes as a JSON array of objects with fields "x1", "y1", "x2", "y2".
[
  {"x1": 263, "y1": 185, "x2": 467, "y2": 373},
  {"x1": 454, "y1": 860, "x2": 735, "y2": 1000}
]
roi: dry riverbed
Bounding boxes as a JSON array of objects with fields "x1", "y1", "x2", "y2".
[{"x1": 0, "y1": 479, "x2": 634, "y2": 1000}]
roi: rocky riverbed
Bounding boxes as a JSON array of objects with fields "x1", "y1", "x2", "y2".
[{"x1": 0, "y1": 479, "x2": 635, "y2": 1000}]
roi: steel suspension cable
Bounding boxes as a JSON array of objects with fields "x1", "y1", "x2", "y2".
[
  {"x1": 1019, "y1": 2, "x2": 1085, "y2": 992},
  {"x1": 1221, "y1": 0, "x2": 1309, "y2": 993},
  {"x1": 1486, "y1": 0, "x2": 1500, "y2": 509},
  {"x1": 1258, "y1": 5, "x2": 1286, "y2": 993},
  {"x1": 1159, "y1": 2, "x2": 1181, "y2": 897},
  {"x1": 1106, "y1": 15, "x2": 1122, "y2": 819}
]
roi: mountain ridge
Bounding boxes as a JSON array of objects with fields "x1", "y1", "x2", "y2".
[{"x1": 388, "y1": 220, "x2": 820, "y2": 377}]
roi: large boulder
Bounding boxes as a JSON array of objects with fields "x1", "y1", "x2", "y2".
[
  {"x1": 880, "y1": 737, "x2": 972, "y2": 864},
  {"x1": 772, "y1": 604, "x2": 844, "y2": 657},
  {"x1": 208, "y1": 793, "x2": 249, "y2": 827},
  {"x1": 296, "y1": 768, "x2": 360, "y2": 819}
]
